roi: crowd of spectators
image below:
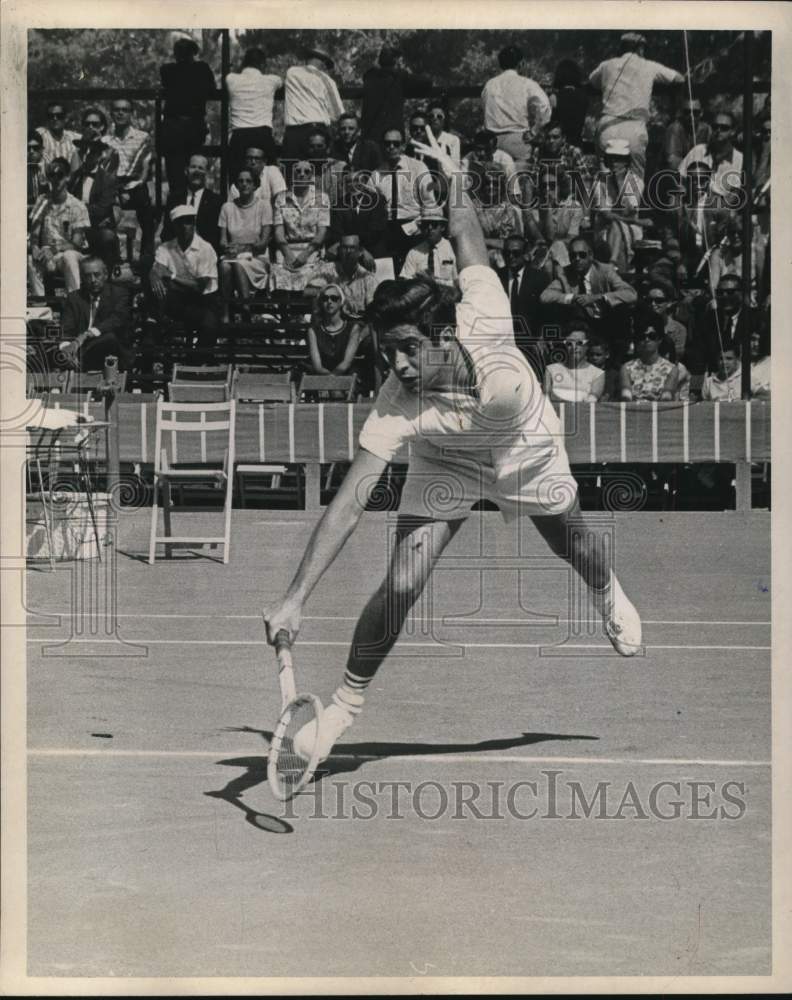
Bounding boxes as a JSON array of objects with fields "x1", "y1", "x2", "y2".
[{"x1": 27, "y1": 30, "x2": 770, "y2": 401}]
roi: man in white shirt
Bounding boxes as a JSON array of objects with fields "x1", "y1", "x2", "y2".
[
  {"x1": 399, "y1": 206, "x2": 458, "y2": 286},
  {"x1": 482, "y1": 45, "x2": 552, "y2": 171},
  {"x1": 149, "y1": 204, "x2": 219, "y2": 354},
  {"x1": 588, "y1": 32, "x2": 685, "y2": 181},
  {"x1": 282, "y1": 48, "x2": 345, "y2": 162},
  {"x1": 228, "y1": 146, "x2": 287, "y2": 208},
  {"x1": 701, "y1": 347, "x2": 742, "y2": 401},
  {"x1": 226, "y1": 47, "x2": 282, "y2": 177},
  {"x1": 678, "y1": 110, "x2": 744, "y2": 200},
  {"x1": 372, "y1": 128, "x2": 438, "y2": 271},
  {"x1": 426, "y1": 101, "x2": 462, "y2": 164},
  {"x1": 263, "y1": 127, "x2": 643, "y2": 765}
]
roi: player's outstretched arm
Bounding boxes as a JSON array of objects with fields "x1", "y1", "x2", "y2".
[
  {"x1": 263, "y1": 447, "x2": 389, "y2": 644},
  {"x1": 411, "y1": 127, "x2": 489, "y2": 272}
]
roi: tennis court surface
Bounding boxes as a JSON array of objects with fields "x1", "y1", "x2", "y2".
[{"x1": 25, "y1": 509, "x2": 771, "y2": 978}]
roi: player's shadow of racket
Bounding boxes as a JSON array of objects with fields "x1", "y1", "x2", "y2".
[{"x1": 204, "y1": 755, "x2": 294, "y2": 834}]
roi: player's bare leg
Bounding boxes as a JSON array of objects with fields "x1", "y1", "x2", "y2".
[
  {"x1": 305, "y1": 515, "x2": 466, "y2": 760},
  {"x1": 530, "y1": 498, "x2": 642, "y2": 656}
]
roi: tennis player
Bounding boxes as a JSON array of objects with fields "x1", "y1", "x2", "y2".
[{"x1": 264, "y1": 128, "x2": 641, "y2": 761}]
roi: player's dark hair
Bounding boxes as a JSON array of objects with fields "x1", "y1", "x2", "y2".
[{"x1": 366, "y1": 276, "x2": 461, "y2": 344}]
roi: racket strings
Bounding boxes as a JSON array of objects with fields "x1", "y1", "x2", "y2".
[{"x1": 273, "y1": 697, "x2": 321, "y2": 796}]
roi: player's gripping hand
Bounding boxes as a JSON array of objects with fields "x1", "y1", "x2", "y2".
[{"x1": 263, "y1": 598, "x2": 303, "y2": 647}]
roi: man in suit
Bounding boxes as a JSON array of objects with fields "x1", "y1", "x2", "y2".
[
  {"x1": 328, "y1": 169, "x2": 389, "y2": 261},
  {"x1": 687, "y1": 273, "x2": 755, "y2": 378},
  {"x1": 331, "y1": 112, "x2": 381, "y2": 172},
  {"x1": 69, "y1": 120, "x2": 120, "y2": 270},
  {"x1": 58, "y1": 256, "x2": 133, "y2": 371},
  {"x1": 540, "y1": 236, "x2": 637, "y2": 356},
  {"x1": 161, "y1": 153, "x2": 223, "y2": 251},
  {"x1": 497, "y1": 235, "x2": 552, "y2": 372}
]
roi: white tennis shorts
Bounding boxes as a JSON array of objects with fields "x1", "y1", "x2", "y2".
[{"x1": 398, "y1": 442, "x2": 578, "y2": 523}]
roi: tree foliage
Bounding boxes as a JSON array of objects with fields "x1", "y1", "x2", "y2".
[{"x1": 28, "y1": 26, "x2": 770, "y2": 139}]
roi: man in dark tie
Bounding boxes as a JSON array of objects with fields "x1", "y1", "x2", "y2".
[
  {"x1": 497, "y1": 235, "x2": 552, "y2": 362},
  {"x1": 161, "y1": 153, "x2": 223, "y2": 251},
  {"x1": 688, "y1": 273, "x2": 755, "y2": 379},
  {"x1": 372, "y1": 129, "x2": 436, "y2": 272},
  {"x1": 330, "y1": 112, "x2": 381, "y2": 171},
  {"x1": 58, "y1": 256, "x2": 133, "y2": 371}
]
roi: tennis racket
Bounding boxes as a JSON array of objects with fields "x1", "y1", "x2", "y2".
[{"x1": 267, "y1": 629, "x2": 324, "y2": 801}]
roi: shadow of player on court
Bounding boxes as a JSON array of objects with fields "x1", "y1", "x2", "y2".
[{"x1": 206, "y1": 728, "x2": 599, "y2": 822}]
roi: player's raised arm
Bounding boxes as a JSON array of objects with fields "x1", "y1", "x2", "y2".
[
  {"x1": 263, "y1": 446, "x2": 389, "y2": 644},
  {"x1": 411, "y1": 127, "x2": 489, "y2": 271}
]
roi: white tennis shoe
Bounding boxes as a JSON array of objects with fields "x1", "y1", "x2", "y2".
[
  {"x1": 602, "y1": 576, "x2": 642, "y2": 657},
  {"x1": 293, "y1": 703, "x2": 355, "y2": 762}
]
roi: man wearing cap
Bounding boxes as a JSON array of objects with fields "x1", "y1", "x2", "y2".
[
  {"x1": 399, "y1": 206, "x2": 457, "y2": 286},
  {"x1": 481, "y1": 45, "x2": 552, "y2": 171},
  {"x1": 159, "y1": 33, "x2": 217, "y2": 194},
  {"x1": 282, "y1": 48, "x2": 345, "y2": 162},
  {"x1": 588, "y1": 32, "x2": 684, "y2": 181},
  {"x1": 162, "y1": 153, "x2": 223, "y2": 251},
  {"x1": 148, "y1": 204, "x2": 219, "y2": 354}
]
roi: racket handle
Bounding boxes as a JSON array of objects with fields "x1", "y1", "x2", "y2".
[{"x1": 274, "y1": 629, "x2": 292, "y2": 654}]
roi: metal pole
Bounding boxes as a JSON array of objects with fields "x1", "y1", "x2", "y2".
[
  {"x1": 741, "y1": 30, "x2": 754, "y2": 400},
  {"x1": 154, "y1": 95, "x2": 163, "y2": 214},
  {"x1": 220, "y1": 29, "x2": 230, "y2": 198}
]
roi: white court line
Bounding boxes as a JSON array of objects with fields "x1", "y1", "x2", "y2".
[
  {"x1": 26, "y1": 748, "x2": 770, "y2": 767},
  {"x1": 28, "y1": 612, "x2": 772, "y2": 627},
  {"x1": 25, "y1": 638, "x2": 771, "y2": 651}
]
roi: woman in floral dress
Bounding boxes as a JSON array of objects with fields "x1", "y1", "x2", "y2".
[
  {"x1": 619, "y1": 321, "x2": 679, "y2": 401},
  {"x1": 269, "y1": 160, "x2": 331, "y2": 292}
]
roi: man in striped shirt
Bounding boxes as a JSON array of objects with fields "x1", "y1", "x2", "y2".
[
  {"x1": 107, "y1": 98, "x2": 156, "y2": 270},
  {"x1": 36, "y1": 102, "x2": 81, "y2": 171}
]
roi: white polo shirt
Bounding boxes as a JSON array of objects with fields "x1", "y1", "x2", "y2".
[
  {"x1": 481, "y1": 69, "x2": 552, "y2": 135},
  {"x1": 226, "y1": 67, "x2": 282, "y2": 130},
  {"x1": 155, "y1": 234, "x2": 218, "y2": 294}
]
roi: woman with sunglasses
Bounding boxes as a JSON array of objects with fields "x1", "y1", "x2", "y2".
[
  {"x1": 218, "y1": 167, "x2": 272, "y2": 321},
  {"x1": 619, "y1": 320, "x2": 678, "y2": 401},
  {"x1": 269, "y1": 160, "x2": 330, "y2": 292},
  {"x1": 264, "y1": 127, "x2": 643, "y2": 766},
  {"x1": 544, "y1": 322, "x2": 605, "y2": 403},
  {"x1": 306, "y1": 283, "x2": 366, "y2": 380}
]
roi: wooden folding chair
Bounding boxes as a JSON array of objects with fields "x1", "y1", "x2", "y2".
[
  {"x1": 234, "y1": 368, "x2": 295, "y2": 403},
  {"x1": 148, "y1": 400, "x2": 236, "y2": 564},
  {"x1": 297, "y1": 373, "x2": 358, "y2": 402},
  {"x1": 172, "y1": 363, "x2": 232, "y2": 384},
  {"x1": 168, "y1": 382, "x2": 231, "y2": 403}
]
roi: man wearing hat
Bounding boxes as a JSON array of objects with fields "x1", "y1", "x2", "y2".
[
  {"x1": 159, "y1": 32, "x2": 217, "y2": 195},
  {"x1": 148, "y1": 203, "x2": 220, "y2": 356},
  {"x1": 282, "y1": 47, "x2": 345, "y2": 162},
  {"x1": 399, "y1": 205, "x2": 457, "y2": 286},
  {"x1": 589, "y1": 32, "x2": 685, "y2": 181}
]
